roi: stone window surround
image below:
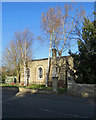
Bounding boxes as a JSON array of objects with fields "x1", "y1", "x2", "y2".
[{"x1": 37, "y1": 66, "x2": 44, "y2": 80}]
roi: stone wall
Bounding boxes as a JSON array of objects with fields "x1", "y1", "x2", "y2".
[
  {"x1": 20, "y1": 59, "x2": 48, "y2": 85},
  {"x1": 48, "y1": 80, "x2": 67, "y2": 88},
  {"x1": 67, "y1": 78, "x2": 96, "y2": 97},
  {"x1": 48, "y1": 56, "x2": 73, "y2": 87}
]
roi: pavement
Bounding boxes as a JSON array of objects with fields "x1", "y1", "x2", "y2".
[{"x1": 1, "y1": 88, "x2": 96, "y2": 119}]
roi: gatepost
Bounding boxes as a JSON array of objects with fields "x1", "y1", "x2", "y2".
[
  {"x1": 52, "y1": 49, "x2": 58, "y2": 94},
  {"x1": 52, "y1": 66, "x2": 58, "y2": 94}
]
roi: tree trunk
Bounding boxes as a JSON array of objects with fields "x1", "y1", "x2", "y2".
[
  {"x1": 46, "y1": 35, "x2": 52, "y2": 87},
  {"x1": 16, "y1": 70, "x2": 19, "y2": 85}
]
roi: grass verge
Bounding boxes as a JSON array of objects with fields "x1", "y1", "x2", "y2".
[
  {"x1": 0, "y1": 84, "x2": 67, "y2": 94},
  {"x1": 0, "y1": 83, "x2": 52, "y2": 90}
]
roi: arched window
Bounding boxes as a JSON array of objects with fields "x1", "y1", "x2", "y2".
[{"x1": 38, "y1": 67, "x2": 43, "y2": 79}]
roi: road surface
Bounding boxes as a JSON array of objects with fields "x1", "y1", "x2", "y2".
[{"x1": 1, "y1": 87, "x2": 95, "y2": 119}]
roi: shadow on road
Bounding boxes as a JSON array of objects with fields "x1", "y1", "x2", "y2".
[{"x1": 1, "y1": 87, "x2": 95, "y2": 119}]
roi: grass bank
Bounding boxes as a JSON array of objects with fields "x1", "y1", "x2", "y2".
[
  {"x1": 0, "y1": 83, "x2": 51, "y2": 90},
  {"x1": 0, "y1": 83, "x2": 67, "y2": 94}
]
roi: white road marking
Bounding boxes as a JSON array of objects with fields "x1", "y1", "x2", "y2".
[{"x1": 40, "y1": 108, "x2": 88, "y2": 118}]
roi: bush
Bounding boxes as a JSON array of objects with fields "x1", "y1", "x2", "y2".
[
  {"x1": 58, "y1": 88, "x2": 67, "y2": 94},
  {"x1": 25, "y1": 84, "x2": 52, "y2": 90},
  {"x1": 2, "y1": 75, "x2": 5, "y2": 83}
]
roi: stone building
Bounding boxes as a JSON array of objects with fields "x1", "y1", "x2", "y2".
[{"x1": 20, "y1": 49, "x2": 73, "y2": 87}]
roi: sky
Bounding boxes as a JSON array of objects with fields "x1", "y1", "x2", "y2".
[{"x1": 1, "y1": 2, "x2": 95, "y2": 61}]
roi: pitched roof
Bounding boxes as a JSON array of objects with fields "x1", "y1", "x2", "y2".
[
  {"x1": 31, "y1": 58, "x2": 48, "y2": 61},
  {"x1": 28, "y1": 55, "x2": 70, "y2": 62}
]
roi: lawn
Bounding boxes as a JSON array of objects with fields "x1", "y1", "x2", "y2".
[{"x1": 0, "y1": 83, "x2": 52, "y2": 90}]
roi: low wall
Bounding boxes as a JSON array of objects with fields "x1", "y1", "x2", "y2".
[
  {"x1": 48, "y1": 80, "x2": 67, "y2": 88},
  {"x1": 19, "y1": 87, "x2": 52, "y2": 94},
  {"x1": 67, "y1": 79, "x2": 96, "y2": 97}
]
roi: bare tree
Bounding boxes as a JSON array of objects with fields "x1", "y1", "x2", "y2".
[
  {"x1": 40, "y1": 7, "x2": 62, "y2": 87},
  {"x1": 3, "y1": 28, "x2": 33, "y2": 85},
  {"x1": 40, "y1": 4, "x2": 86, "y2": 87},
  {"x1": 54, "y1": 5, "x2": 85, "y2": 83}
]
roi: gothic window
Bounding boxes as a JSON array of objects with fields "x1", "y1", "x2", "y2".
[
  {"x1": 38, "y1": 67, "x2": 43, "y2": 79},
  {"x1": 27, "y1": 68, "x2": 30, "y2": 79}
]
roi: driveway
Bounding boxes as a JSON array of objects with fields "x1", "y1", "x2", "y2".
[{"x1": 1, "y1": 87, "x2": 95, "y2": 119}]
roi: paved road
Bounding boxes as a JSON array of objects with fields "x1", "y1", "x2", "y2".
[{"x1": 1, "y1": 88, "x2": 95, "y2": 119}]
